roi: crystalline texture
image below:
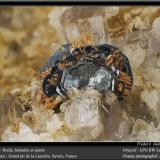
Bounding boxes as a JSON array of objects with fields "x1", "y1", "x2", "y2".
[{"x1": 64, "y1": 89, "x2": 100, "y2": 130}]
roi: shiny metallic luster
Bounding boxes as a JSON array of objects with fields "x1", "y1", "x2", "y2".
[{"x1": 41, "y1": 43, "x2": 133, "y2": 110}]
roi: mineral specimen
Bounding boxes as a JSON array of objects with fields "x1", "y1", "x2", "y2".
[
  {"x1": 41, "y1": 43, "x2": 133, "y2": 111},
  {"x1": 152, "y1": 17, "x2": 160, "y2": 41},
  {"x1": 122, "y1": 43, "x2": 146, "y2": 70},
  {"x1": 1, "y1": 7, "x2": 160, "y2": 142}
]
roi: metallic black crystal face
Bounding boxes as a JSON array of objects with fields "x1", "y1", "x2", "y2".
[
  {"x1": 42, "y1": 43, "x2": 133, "y2": 100},
  {"x1": 61, "y1": 62, "x2": 112, "y2": 92}
]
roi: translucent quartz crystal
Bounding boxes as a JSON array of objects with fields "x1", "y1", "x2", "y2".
[
  {"x1": 122, "y1": 43, "x2": 146, "y2": 70},
  {"x1": 116, "y1": 121, "x2": 131, "y2": 139},
  {"x1": 131, "y1": 119, "x2": 148, "y2": 136},
  {"x1": 2, "y1": 123, "x2": 56, "y2": 142},
  {"x1": 143, "y1": 67, "x2": 160, "y2": 89},
  {"x1": 63, "y1": 88, "x2": 103, "y2": 139},
  {"x1": 48, "y1": 7, "x2": 69, "y2": 44},
  {"x1": 131, "y1": 121, "x2": 160, "y2": 141},
  {"x1": 140, "y1": 90, "x2": 160, "y2": 121},
  {"x1": 2, "y1": 123, "x2": 40, "y2": 142},
  {"x1": 74, "y1": 122, "x2": 103, "y2": 140},
  {"x1": 46, "y1": 114, "x2": 63, "y2": 133},
  {"x1": 104, "y1": 7, "x2": 119, "y2": 19},
  {"x1": 64, "y1": 96, "x2": 99, "y2": 130},
  {"x1": 85, "y1": 16, "x2": 107, "y2": 44},
  {"x1": 141, "y1": 90, "x2": 160, "y2": 112},
  {"x1": 49, "y1": 7, "x2": 108, "y2": 44},
  {"x1": 152, "y1": 17, "x2": 160, "y2": 41},
  {"x1": 2, "y1": 89, "x2": 103, "y2": 142}
]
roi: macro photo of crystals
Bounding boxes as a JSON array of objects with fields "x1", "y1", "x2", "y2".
[{"x1": 0, "y1": 7, "x2": 160, "y2": 142}]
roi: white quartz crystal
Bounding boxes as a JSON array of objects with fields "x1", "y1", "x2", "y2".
[
  {"x1": 46, "y1": 114, "x2": 63, "y2": 134},
  {"x1": 62, "y1": 88, "x2": 104, "y2": 140},
  {"x1": 141, "y1": 90, "x2": 160, "y2": 111},
  {"x1": 152, "y1": 17, "x2": 160, "y2": 41},
  {"x1": 48, "y1": 7, "x2": 70, "y2": 44},
  {"x1": 104, "y1": 7, "x2": 119, "y2": 19},
  {"x1": 144, "y1": 67, "x2": 160, "y2": 89},
  {"x1": 128, "y1": 17, "x2": 149, "y2": 32},
  {"x1": 131, "y1": 120, "x2": 160, "y2": 141},
  {"x1": 122, "y1": 43, "x2": 146, "y2": 70},
  {"x1": 131, "y1": 119, "x2": 148, "y2": 136},
  {"x1": 141, "y1": 90, "x2": 160, "y2": 122},
  {"x1": 2, "y1": 123, "x2": 40, "y2": 142},
  {"x1": 2, "y1": 88, "x2": 104, "y2": 142},
  {"x1": 64, "y1": 88, "x2": 101, "y2": 130}
]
